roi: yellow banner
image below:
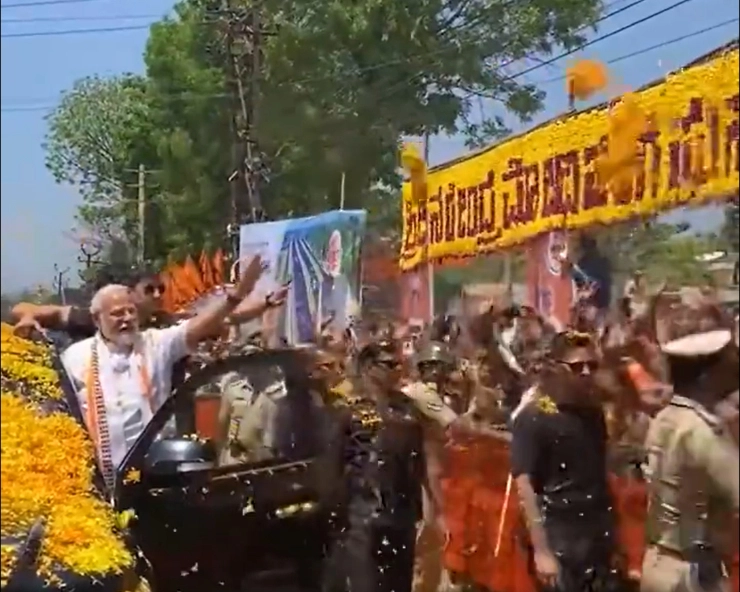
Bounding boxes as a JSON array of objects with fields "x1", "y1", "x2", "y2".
[{"x1": 400, "y1": 46, "x2": 739, "y2": 270}]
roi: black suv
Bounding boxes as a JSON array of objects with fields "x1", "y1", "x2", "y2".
[
  {"x1": 5, "y1": 347, "x2": 331, "y2": 592},
  {"x1": 115, "y1": 350, "x2": 331, "y2": 592}
]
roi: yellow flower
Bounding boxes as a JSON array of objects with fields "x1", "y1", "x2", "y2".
[
  {"x1": 123, "y1": 469, "x2": 142, "y2": 485},
  {"x1": 0, "y1": 324, "x2": 63, "y2": 402},
  {"x1": 116, "y1": 509, "x2": 138, "y2": 530},
  {"x1": 0, "y1": 324, "x2": 133, "y2": 584},
  {"x1": 536, "y1": 394, "x2": 559, "y2": 415}
]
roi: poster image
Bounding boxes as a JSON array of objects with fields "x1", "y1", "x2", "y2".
[
  {"x1": 526, "y1": 231, "x2": 573, "y2": 332},
  {"x1": 399, "y1": 264, "x2": 431, "y2": 325},
  {"x1": 239, "y1": 210, "x2": 366, "y2": 344}
]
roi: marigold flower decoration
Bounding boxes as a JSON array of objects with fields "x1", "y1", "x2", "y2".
[
  {"x1": 536, "y1": 393, "x2": 559, "y2": 415},
  {"x1": 597, "y1": 92, "x2": 650, "y2": 195},
  {"x1": 0, "y1": 324, "x2": 133, "y2": 587}
]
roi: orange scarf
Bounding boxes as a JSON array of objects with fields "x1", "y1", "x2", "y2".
[{"x1": 84, "y1": 337, "x2": 155, "y2": 490}]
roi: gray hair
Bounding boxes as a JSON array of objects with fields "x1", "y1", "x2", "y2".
[{"x1": 90, "y1": 284, "x2": 131, "y2": 315}]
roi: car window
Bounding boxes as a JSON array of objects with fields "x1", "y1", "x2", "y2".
[{"x1": 145, "y1": 353, "x2": 325, "y2": 468}]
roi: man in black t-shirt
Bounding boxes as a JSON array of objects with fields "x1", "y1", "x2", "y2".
[
  {"x1": 12, "y1": 269, "x2": 289, "y2": 342},
  {"x1": 11, "y1": 269, "x2": 171, "y2": 341},
  {"x1": 511, "y1": 332, "x2": 623, "y2": 592}
]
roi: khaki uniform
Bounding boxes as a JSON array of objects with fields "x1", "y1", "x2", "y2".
[
  {"x1": 216, "y1": 366, "x2": 288, "y2": 465},
  {"x1": 402, "y1": 381, "x2": 458, "y2": 429},
  {"x1": 641, "y1": 396, "x2": 740, "y2": 592}
]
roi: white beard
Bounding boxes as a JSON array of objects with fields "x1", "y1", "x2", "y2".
[{"x1": 110, "y1": 331, "x2": 137, "y2": 348}]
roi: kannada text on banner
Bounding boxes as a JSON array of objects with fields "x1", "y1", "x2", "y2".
[{"x1": 400, "y1": 45, "x2": 740, "y2": 270}]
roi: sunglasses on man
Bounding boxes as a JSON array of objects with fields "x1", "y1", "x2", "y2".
[
  {"x1": 143, "y1": 283, "x2": 166, "y2": 296},
  {"x1": 559, "y1": 359, "x2": 599, "y2": 374}
]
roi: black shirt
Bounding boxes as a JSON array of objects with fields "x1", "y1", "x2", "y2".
[
  {"x1": 66, "y1": 306, "x2": 97, "y2": 341},
  {"x1": 510, "y1": 401, "x2": 610, "y2": 516}
]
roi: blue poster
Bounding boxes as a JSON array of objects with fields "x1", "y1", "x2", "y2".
[{"x1": 239, "y1": 210, "x2": 366, "y2": 345}]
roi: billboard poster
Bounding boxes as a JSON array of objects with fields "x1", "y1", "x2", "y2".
[
  {"x1": 399, "y1": 264, "x2": 431, "y2": 327},
  {"x1": 526, "y1": 230, "x2": 573, "y2": 332},
  {"x1": 239, "y1": 210, "x2": 366, "y2": 344}
]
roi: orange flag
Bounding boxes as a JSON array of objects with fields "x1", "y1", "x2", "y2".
[
  {"x1": 199, "y1": 251, "x2": 215, "y2": 291},
  {"x1": 212, "y1": 249, "x2": 225, "y2": 285},
  {"x1": 182, "y1": 255, "x2": 205, "y2": 297}
]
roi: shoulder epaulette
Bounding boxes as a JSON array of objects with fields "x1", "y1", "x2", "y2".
[{"x1": 670, "y1": 395, "x2": 722, "y2": 432}]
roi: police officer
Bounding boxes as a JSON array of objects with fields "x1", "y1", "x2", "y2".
[
  {"x1": 641, "y1": 312, "x2": 740, "y2": 592},
  {"x1": 215, "y1": 345, "x2": 289, "y2": 465}
]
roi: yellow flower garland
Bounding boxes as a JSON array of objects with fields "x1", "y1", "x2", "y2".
[{"x1": 0, "y1": 324, "x2": 133, "y2": 587}]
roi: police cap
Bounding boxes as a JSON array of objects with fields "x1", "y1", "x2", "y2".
[
  {"x1": 358, "y1": 339, "x2": 399, "y2": 365},
  {"x1": 416, "y1": 340, "x2": 454, "y2": 367}
]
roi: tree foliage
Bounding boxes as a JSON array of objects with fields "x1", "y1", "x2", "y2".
[
  {"x1": 722, "y1": 198, "x2": 739, "y2": 253},
  {"x1": 44, "y1": 0, "x2": 603, "y2": 265}
]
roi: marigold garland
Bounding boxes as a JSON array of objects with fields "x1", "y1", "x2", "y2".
[{"x1": 0, "y1": 323, "x2": 133, "y2": 587}]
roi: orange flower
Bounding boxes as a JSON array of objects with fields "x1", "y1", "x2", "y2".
[
  {"x1": 566, "y1": 59, "x2": 609, "y2": 101},
  {"x1": 597, "y1": 93, "x2": 649, "y2": 191}
]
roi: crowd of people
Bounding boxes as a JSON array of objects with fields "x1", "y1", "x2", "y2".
[{"x1": 8, "y1": 251, "x2": 740, "y2": 592}]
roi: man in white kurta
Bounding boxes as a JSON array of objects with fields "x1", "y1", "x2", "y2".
[
  {"x1": 62, "y1": 318, "x2": 191, "y2": 469},
  {"x1": 61, "y1": 255, "x2": 270, "y2": 473}
]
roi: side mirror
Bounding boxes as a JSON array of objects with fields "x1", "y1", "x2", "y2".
[{"x1": 143, "y1": 437, "x2": 217, "y2": 476}]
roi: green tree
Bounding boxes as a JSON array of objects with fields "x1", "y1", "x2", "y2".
[
  {"x1": 44, "y1": 75, "x2": 157, "y2": 245},
  {"x1": 45, "y1": 0, "x2": 603, "y2": 261},
  {"x1": 722, "y1": 198, "x2": 739, "y2": 253}
]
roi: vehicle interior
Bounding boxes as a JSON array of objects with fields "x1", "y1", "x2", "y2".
[{"x1": 114, "y1": 350, "x2": 332, "y2": 592}]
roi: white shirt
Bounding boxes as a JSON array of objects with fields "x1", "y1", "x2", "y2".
[{"x1": 62, "y1": 322, "x2": 191, "y2": 469}]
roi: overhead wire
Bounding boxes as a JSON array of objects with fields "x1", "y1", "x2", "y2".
[
  {"x1": 1, "y1": 0, "x2": 718, "y2": 140},
  {"x1": 1, "y1": 0, "x2": 646, "y2": 39},
  {"x1": 531, "y1": 18, "x2": 739, "y2": 87},
  {"x1": 506, "y1": 0, "x2": 698, "y2": 81},
  {"x1": 1, "y1": 23, "x2": 148, "y2": 37},
  {"x1": 1, "y1": 14, "x2": 160, "y2": 23},
  {"x1": 1, "y1": 0, "x2": 651, "y2": 110},
  {"x1": 1, "y1": 0, "x2": 104, "y2": 8}
]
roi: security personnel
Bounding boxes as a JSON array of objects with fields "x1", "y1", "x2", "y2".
[
  {"x1": 322, "y1": 339, "x2": 424, "y2": 592},
  {"x1": 215, "y1": 346, "x2": 288, "y2": 465},
  {"x1": 641, "y1": 324, "x2": 740, "y2": 592}
]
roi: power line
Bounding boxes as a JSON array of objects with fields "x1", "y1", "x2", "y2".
[
  {"x1": 507, "y1": 0, "x2": 698, "y2": 81},
  {"x1": 0, "y1": 0, "x2": 691, "y2": 112},
  {"x1": 533, "y1": 20, "x2": 739, "y2": 87},
  {"x1": 1, "y1": 14, "x2": 160, "y2": 23},
  {"x1": 1, "y1": 0, "x2": 648, "y2": 106},
  {"x1": 1, "y1": 23, "x2": 148, "y2": 38},
  {"x1": 0, "y1": 0, "x2": 642, "y2": 41},
  {"x1": 3, "y1": 25, "x2": 724, "y2": 114},
  {"x1": 1, "y1": 0, "x2": 103, "y2": 8}
]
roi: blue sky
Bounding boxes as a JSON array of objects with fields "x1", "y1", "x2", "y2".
[{"x1": 1, "y1": 0, "x2": 738, "y2": 291}]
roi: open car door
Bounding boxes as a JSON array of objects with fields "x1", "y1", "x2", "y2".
[{"x1": 114, "y1": 350, "x2": 331, "y2": 592}]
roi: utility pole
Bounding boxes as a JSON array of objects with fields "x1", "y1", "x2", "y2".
[
  {"x1": 52, "y1": 264, "x2": 70, "y2": 305},
  {"x1": 423, "y1": 131, "x2": 434, "y2": 321},
  {"x1": 222, "y1": 0, "x2": 270, "y2": 226},
  {"x1": 137, "y1": 164, "x2": 146, "y2": 265}
]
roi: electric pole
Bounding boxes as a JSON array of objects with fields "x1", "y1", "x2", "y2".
[
  {"x1": 221, "y1": 0, "x2": 271, "y2": 228},
  {"x1": 137, "y1": 164, "x2": 146, "y2": 265},
  {"x1": 52, "y1": 264, "x2": 70, "y2": 305}
]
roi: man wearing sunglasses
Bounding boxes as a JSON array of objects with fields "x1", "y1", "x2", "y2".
[
  {"x1": 322, "y1": 339, "x2": 425, "y2": 592},
  {"x1": 11, "y1": 268, "x2": 172, "y2": 341},
  {"x1": 511, "y1": 331, "x2": 623, "y2": 592},
  {"x1": 11, "y1": 267, "x2": 286, "y2": 343}
]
